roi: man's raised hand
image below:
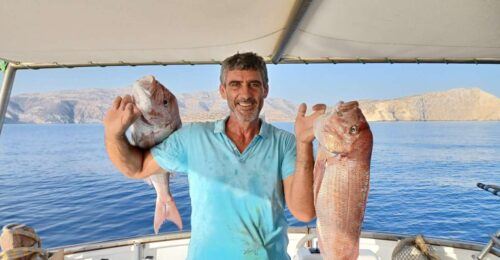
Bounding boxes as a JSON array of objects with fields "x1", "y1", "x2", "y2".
[
  {"x1": 294, "y1": 103, "x2": 326, "y2": 144},
  {"x1": 103, "y1": 95, "x2": 142, "y2": 139}
]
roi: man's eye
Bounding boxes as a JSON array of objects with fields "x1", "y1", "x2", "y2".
[{"x1": 250, "y1": 83, "x2": 261, "y2": 88}]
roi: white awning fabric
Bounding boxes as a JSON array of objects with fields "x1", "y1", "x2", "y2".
[{"x1": 1, "y1": 0, "x2": 500, "y2": 67}]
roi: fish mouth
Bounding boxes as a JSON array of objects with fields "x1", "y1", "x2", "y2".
[
  {"x1": 140, "y1": 114, "x2": 176, "y2": 128},
  {"x1": 140, "y1": 114, "x2": 153, "y2": 126}
]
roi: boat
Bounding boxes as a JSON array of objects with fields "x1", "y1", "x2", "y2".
[
  {"x1": 1, "y1": 1, "x2": 499, "y2": 259},
  {"x1": 45, "y1": 227, "x2": 498, "y2": 259}
]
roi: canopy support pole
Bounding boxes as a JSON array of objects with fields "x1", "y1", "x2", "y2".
[
  {"x1": 0, "y1": 63, "x2": 17, "y2": 135},
  {"x1": 271, "y1": 0, "x2": 313, "y2": 64}
]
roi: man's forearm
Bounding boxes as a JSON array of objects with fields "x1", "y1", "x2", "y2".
[
  {"x1": 289, "y1": 141, "x2": 316, "y2": 221},
  {"x1": 105, "y1": 133, "x2": 145, "y2": 178}
]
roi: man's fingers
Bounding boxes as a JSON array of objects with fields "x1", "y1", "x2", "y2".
[
  {"x1": 119, "y1": 99, "x2": 127, "y2": 111},
  {"x1": 127, "y1": 102, "x2": 142, "y2": 117},
  {"x1": 296, "y1": 103, "x2": 307, "y2": 118},
  {"x1": 312, "y1": 103, "x2": 327, "y2": 112},
  {"x1": 123, "y1": 94, "x2": 133, "y2": 103},
  {"x1": 120, "y1": 95, "x2": 133, "y2": 111},
  {"x1": 297, "y1": 103, "x2": 327, "y2": 119},
  {"x1": 132, "y1": 104, "x2": 142, "y2": 119},
  {"x1": 112, "y1": 96, "x2": 122, "y2": 110},
  {"x1": 310, "y1": 103, "x2": 327, "y2": 119}
]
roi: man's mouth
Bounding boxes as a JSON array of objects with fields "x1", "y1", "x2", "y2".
[
  {"x1": 236, "y1": 99, "x2": 256, "y2": 110},
  {"x1": 238, "y1": 102, "x2": 253, "y2": 107}
]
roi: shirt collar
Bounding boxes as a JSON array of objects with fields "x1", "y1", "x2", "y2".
[{"x1": 214, "y1": 116, "x2": 270, "y2": 139}]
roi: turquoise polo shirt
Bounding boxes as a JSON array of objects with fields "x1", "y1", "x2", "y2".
[{"x1": 151, "y1": 117, "x2": 296, "y2": 260}]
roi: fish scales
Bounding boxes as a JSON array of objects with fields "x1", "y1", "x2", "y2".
[
  {"x1": 129, "y1": 75, "x2": 183, "y2": 234},
  {"x1": 313, "y1": 101, "x2": 373, "y2": 259}
]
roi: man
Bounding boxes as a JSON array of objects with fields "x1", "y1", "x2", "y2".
[{"x1": 103, "y1": 52, "x2": 325, "y2": 259}]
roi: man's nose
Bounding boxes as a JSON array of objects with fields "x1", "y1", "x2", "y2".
[{"x1": 239, "y1": 84, "x2": 252, "y2": 97}]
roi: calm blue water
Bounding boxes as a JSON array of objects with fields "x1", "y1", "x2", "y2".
[{"x1": 0, "y1": 122, "x2": 498, "y2": 248}]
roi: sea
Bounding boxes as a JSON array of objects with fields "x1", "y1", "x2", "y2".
[{"x1": 0, "y1": 122, "x2": 498, "y2": 248}]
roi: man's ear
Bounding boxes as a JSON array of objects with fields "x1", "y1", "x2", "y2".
[
  {"x1": 219, "y1": 84, "x2": 227, "y2": 99},
  {"x1": 263, "y1": 84, "x2": 269, "y2": 98}
]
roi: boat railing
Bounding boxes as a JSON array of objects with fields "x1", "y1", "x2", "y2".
[
  {"x1": 48, "y1": 227, "x2": 500, "y2": 258},
  {"x1": 49, "y1": 231, "x2": 191, "y2": 256},
  {"x1": 477, "y1": 183, "x2": 500, "y2": 197},
  {"x1": 473, "y1": 182, "x2": 500, "y2": 259},
  {"x1": 474, "y1": 230, "x2": 500, "y2": 260}
]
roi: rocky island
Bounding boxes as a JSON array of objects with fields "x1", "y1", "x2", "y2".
[{"x1": 5, "y1": 87, "x2": 499, "y2": 123}]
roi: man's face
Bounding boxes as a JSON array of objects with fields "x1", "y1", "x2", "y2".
[{"x1": 219, "y1": 69, "x2": 268, "y2": 123}]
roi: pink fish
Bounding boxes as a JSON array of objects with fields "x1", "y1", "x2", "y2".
[
  {"x1": 129, "y1": 75, "x2": 183, "y2": 234},
  {"x1": 313, "y1": 101, "x2": 373, "y2": 259}
]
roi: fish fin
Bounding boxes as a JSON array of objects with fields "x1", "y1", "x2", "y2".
[
  {"x1": 153, "y1": 197, "x2": 164, "y2": 234},
  {"x1": 165, "y1": 199, "x2": 183, "y2": 231},
  {"x1": 145, "y1": 177, "x2": 153, "y2": 186},
  {"x1": 153, "y1": 196, "x2": 183, "y2": 234},
  {"x1": 313, "y1": 158, "x2": 327, "y2": 205},
  {"x1": 316, "y1": 221, "x2": 325, "y2": 255},
  {"x1": 145, "y1": 172, "x2": 166, "y2": 187}
]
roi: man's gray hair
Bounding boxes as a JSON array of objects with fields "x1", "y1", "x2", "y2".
[{"x1": 220, "y1": 52, "x2": 268, "y2": 86}]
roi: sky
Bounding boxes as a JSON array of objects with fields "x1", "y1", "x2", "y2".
[{"x1": 2, "y1": 63, "x2": 500, "y2": 105}]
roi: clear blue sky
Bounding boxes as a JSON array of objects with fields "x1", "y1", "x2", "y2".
[{"x1": 2, "y1": 64, "x2": 500, "y2": 105}]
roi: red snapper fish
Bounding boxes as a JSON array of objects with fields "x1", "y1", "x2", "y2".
[
  {"x1": 313, "y1": 101, "x2": 373, "y2": 259},
  {"x1": 129, "y1": 75, "x2": 183, "y2": 234}
]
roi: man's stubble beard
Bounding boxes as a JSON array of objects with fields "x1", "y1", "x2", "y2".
[{"x1": 227, "y1": 97, "x2": 264, "y2": 123}]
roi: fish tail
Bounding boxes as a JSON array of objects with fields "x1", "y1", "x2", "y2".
[
  {"x1": 153, "y1": 196, "x2": 183, "y2": 234},
  {"x1": 165, "y1": 199, "x2": 183, "y2": 230}
]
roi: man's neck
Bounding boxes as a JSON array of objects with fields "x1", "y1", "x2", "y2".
[{"x1": 225, "y1": 116, "x2": 261, "y2": 153}]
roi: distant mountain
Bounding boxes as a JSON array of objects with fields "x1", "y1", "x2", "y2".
[
  {"x1": 5, "y1": 87, "x2": 499, "y2": 124},
  {"x1": 6, "y1": 88, "x2": 128, "y2": 124},
  {"x1": 358, "y1": 88, "x2": 500, "y2": 121},
  {"x1": 5, "y1": 88, "x2": 297, "y2": 123}
]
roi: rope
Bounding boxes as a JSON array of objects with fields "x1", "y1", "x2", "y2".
[
  {"x1": 3, "y1": 229, "x2": 41, "y2": 247},
  {"x1": 415, "y1": 235, "x2": 439, "y2": 260},
  {"x1": 1, "y1": 224, "x2": 41, "y2": 248},
  {"x1": 0, "y1": 247, "x2": 47, "y2": 260}
]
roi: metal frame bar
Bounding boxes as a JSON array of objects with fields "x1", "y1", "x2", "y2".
[
  {"x1": 9, "y1": 60, "x2": 218, "y2": 70},
  {"x1": 0, "y1": 63, "x2": 17, "y2": 135},
  {"x1": 50, "y1": 228, "x2": 499, "y2": 257},
  {"x1": 279, "y1": 57, "x2": 500, "y2": 64},
  {"x1": 475, "y1": 230, "x2": 500, "y2": 259},
  {"x1": 271, "y1": 0, "x2": 314, "y2": 64},
  {"x1": 7, "y1": 57, "x2": 500, "y2": 70}
]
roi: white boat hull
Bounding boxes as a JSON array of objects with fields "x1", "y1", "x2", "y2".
[{"x1": 49, "y1": 228, "x2": 499, "y2": 260}]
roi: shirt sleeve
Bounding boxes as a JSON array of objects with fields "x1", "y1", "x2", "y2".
[
  {"x1": 281, "y1": 132, "x2": 297, "y2": 180},
  {"x1": 151, "y1": 126, "x2": 189, "y2": 174}
]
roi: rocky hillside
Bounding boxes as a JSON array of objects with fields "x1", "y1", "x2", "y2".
[
  {"x1": 5, "y1": 87, "x2": 499, "y2": 123},
  {"x1": 358, "y1": 88, "x2": 500, "y2": 121},
  {"x1": 5, "y1": 88, "x2": 297, "y2": 123}
]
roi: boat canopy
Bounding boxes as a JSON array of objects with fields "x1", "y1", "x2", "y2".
[{"x1": 1, "y1": 0, "x2": 500, "y2": 69}]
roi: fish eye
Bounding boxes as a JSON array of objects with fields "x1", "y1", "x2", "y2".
[
  {"x1": 349, "y1": 125, "x2": 358, "y2": 134},
  {"x1": 163, "y1": 100, "x2": 168, "y2": 107}
]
